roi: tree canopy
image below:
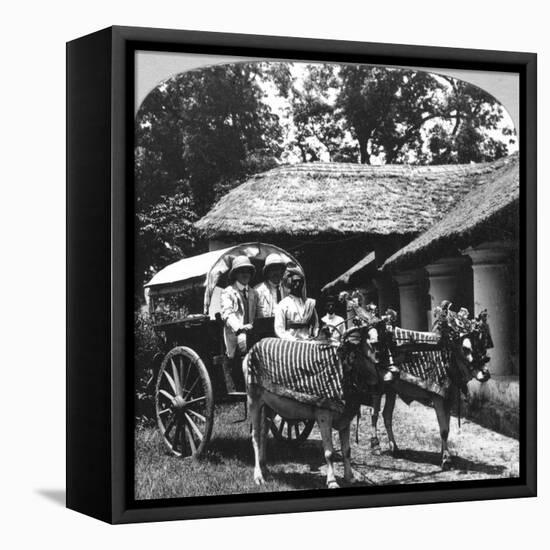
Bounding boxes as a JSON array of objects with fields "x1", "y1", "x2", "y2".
[{"x1": 136, "y1": 63, "x2": 284, "y2": 214}]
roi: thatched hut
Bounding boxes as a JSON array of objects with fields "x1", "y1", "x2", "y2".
[
  {"x1": 383, "y1": 156, "x2": 519, "y2": 271},
  {"x1": 195, "y1": 155, "x2": 517, "y2": 303}
]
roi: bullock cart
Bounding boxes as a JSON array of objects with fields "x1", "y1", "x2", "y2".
[{"x1": 145, "y1": 242, "x2": 315, "y2": 458}]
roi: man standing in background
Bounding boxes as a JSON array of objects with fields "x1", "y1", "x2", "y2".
[{"x1": 321, "y1": 296, "x2": 345, "y2": 344}]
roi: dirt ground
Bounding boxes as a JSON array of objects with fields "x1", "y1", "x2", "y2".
[
  {"x1": 135, "y1": 396, "x2": 519, "y2": 500},
  {"x1": 344, "y1": 397, "x2": 519, "y2": 485}
]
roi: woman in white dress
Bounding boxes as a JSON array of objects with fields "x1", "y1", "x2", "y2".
[{"x1": 274, "y1": 267, "x2": 319, "y2": 341}]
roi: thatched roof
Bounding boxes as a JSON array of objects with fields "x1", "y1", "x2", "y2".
[
  {"x1": 196, "y1": 155, "x2": 518, "y2": 238},
  {"x1": 383, "y1": 153, "x2": 519, "y2": 271}
]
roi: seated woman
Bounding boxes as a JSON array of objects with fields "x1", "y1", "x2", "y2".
[{"x1": 274, "y1": 267, "x2": 319, "y2": 341}]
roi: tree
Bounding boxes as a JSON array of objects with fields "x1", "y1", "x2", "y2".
[
  {"x1": 135, "y1": 63, "x2": 284, "y2": 215},
  {"x1": 336, "y1": 66, "x2": 514, "y2": 164},
  {"x1": 135, "y1": 193, "x2": 199, "y2": 295},
  {"x1": 427, "y1": 78, "x2": 513, "y2": 164},
  {"x1": 288, "y1": 64, "x2": 353, "y2": 162}
]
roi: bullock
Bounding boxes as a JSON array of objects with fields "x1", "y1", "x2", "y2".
[
  {"x1": 368, "y1": 306, "x2": 492, "y2": 470},
  {"x1": 244, "y1": 325, "x2": 380, "y2": 488}
]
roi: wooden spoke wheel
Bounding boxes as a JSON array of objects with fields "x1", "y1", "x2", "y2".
[
  {"x1": 155, "y1": 347, "x2": 214, "y2": 458},
  {"x1": 269, "y1": 414, "x2": 314, "y2": 445}
]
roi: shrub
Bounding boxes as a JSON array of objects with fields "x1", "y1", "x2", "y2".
[{"x1": 134, "y1": 310, "x2": 162, "y2": 422}]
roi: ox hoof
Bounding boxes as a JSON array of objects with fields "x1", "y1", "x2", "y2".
[
  {"x1": 327, "y1": 481, "x2": 340, "y2": 489},
  {"x1": 254, "y1": 470, "x2": 266, "y2": 485},
  {"x1": 370, "y1": 437, "x2": 381, "y2": 455},
  {"x1": 389, "y1": 444, "x2": 400, "y2": 457},
  {"x1": 441, "y1": 458, "x2": 452, "y2": 471}
]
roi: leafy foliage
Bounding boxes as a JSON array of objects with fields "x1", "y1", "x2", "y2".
[
  {"x1": 135, "y1": 193, "x2": 199, "y2": 293},
  {"x1": 336, "y1": 66, "x2": 515, "y2": 164},
  {"x1": 289, "y1": 65, "x2": 354, "y2": 162},
  {"x1": 426, "y1": 78, "x2": 513, "y2": 164},
  {"x1": 134, "y1": 311, "x2": 162, "y2": 420},
  {"x1": 135, "y1": 63, "x2": 283, "y2": 215}
]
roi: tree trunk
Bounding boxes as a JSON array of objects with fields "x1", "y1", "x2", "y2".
[
  {"x1": 298, "y1": 144, "x2": 308, "y2": 163},
  {"x1": 359, "y1": 139, "x2": 370, "y2": 164}
]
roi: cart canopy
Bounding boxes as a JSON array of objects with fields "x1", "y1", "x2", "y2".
[
  {"x1": 144, "y1": 243, "x2": 304, "y2": 320},
  {"x1": 144, "y1": 247, "x2": 233, "y2": 289}
]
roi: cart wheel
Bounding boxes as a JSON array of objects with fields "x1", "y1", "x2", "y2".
[
  {"x1": 269, "y1": 415, "x2": 315, "y2": 445},
  {"x1": 155, "y1": 347, "x2": 214, "y2": 458}
]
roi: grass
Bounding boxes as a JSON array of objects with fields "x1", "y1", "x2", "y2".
[
  {"x1": 135, "y1": 399, "x2": 520, "y2": 501},
  {"x1": 135, "y1": 403, "x2": 335, "y2": 500}
]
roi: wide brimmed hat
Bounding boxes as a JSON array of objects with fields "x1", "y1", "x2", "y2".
[
  {"x1": 229, "y1": 255, "x2": 256, "y2": 280},
  {"x1": 262, "y1": 253, "x2": 287, "y2": 275}
]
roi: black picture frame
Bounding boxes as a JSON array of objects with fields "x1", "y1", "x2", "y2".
[{"x1": 66, "y1": 25, "x2": 537, "y2": 524}]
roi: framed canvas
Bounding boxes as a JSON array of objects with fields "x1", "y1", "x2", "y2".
[{"x1": 66, "y1": 26, "x2": 537, "y2": 524}]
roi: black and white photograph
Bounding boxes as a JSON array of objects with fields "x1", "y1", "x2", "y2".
[
  {"x1": 133, "y1": 51, "x2": 522, "y2": 500},
  {"x1": 2, "y1": 0, "x2": 546, "y2": 542}
]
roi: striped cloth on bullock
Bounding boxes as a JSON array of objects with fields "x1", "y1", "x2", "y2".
[
  {"x1": 393, "y1": 327, "x2": 440, "y2": 345},
  {"x1": 392, "y1": 327, "x2": 452, "y2": 397},
  {"x1": 398, "y1": 349, "x2": 453, "y2": 397},
  {"x1": 247, "y1": 337, "x2": 345, "y2": 413}
]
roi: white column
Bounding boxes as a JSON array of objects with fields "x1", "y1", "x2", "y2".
[
  {"x1": 425, "y1": 257, "x2": 469, "y2": 328},
  {"x1": 464, "y1": 242, "x2": 515, "y2": 376},
  {"x1": 394, "y1": 269, "x2": 427, "y2": 330}
]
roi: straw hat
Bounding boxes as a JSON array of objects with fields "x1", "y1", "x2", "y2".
[{"x1": 228, "y1": 255, "x2": 256, "y2": 280}]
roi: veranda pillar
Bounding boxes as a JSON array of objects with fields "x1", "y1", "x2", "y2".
[
  {"x1": 425, "y1": 257, "x2": 469, "y2": 329},
  {"x1": 464, "y1": 242, "x2": 516, "y2": 376},
  {"x1": 373, "y1": 272, "x2": 399, "y2": 315},
  {"x1": 394, "y1": 269, "x2": 427, "y2": 331}
]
